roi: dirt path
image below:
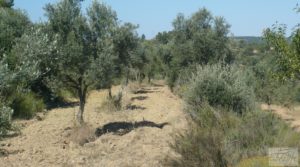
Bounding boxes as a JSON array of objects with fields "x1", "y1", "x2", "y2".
[
  {"x1": 261, "y1": 104, "x2": 300, "y2": 132},
  {"x1": 0, "y1": 83, "x2": 188, "y2": 167}
]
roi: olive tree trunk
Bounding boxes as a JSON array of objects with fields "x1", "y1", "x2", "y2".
[
  {"x1": 77, "y1": 86, "x2": 87, "y2": 125},
  {"x1": 108, "y1": 86, "x2": 112, "y2": 99},
  {"x1": 125, "y1": 69, "x2": 129, "y2": 85}
]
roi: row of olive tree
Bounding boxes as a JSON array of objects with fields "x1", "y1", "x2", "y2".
[
  {"x1": 39, "y1": 0, "x2": 141, "y2": 124},
  {"x1": 0, "y1": 0, "x2": 142, "y2": 126}
]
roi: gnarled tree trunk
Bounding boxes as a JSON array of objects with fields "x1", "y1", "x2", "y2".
[{"x1": 77, "y1": 85, "x2": 87, "y2": 125}]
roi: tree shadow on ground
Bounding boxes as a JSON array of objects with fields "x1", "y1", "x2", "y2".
[
  {"x1": 131, "y1": 96, "x2": 148, "y2": 101},
  {"x1": 134, "y1": 89, "x2": 158, "y2": 94},
  {"x1": 95, "y1": 120, "x2": 169, "y2": 137},
  {"x1": 0, "y1": 148, "x2": 24, "y2": 157},
  {"x1": 125, "y1": 104, "x2": 146, "y2": 110},
  {"x1": 152, "y1": 83, "x2": 164, "y2": 87},
  {"x1": 47, "y1": 101, "x2": 79, "y2": 110},
  {"x1": 0, "y1": 149, "x2": 7, "y2": 157},
  {"x1": 0, "y1": 133, "x2": 19, "y2": 139}
]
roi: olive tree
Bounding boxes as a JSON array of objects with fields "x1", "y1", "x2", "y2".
[
  {"x1": 164, "y1": 8, "x2": 234, "y2": 89},
  {"x1": 44, "y1": 0, "x2": 117, "y2": 125},
  {"x1": 0, "y1": 0, "x2": 14, "y2": 8},
  {"x1": 113, "y1": 23, "x2": 139, "y2": 85},
  {"x1": 0, "y1": 6, "x2": 30, "y2": 57}
]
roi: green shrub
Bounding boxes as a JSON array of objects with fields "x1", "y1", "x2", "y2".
[
  {"x1": 252, "y1": 54, "x2": 300, "y2": 105},
  {"x1": 57, "y1": 88, "x2": 77, "y2": 100},
  {"x1": 0, "y1": 105, "x2": 13, "y2": 136},
  {"x1": 167, "y1": 124, "x2": 227, "y2": 167},
  {"x1": 185, "y1": 64, "x2": 255, "y2": 114},
  {"x1": 167, "y1": 106, "x2": 228, "y2": 167},
  {"x1": 165, "y1": 105, "x2": 237, "y2": 167},
  {"x1": 166, "y1": 105, "x2": 300, "y2": 166},
  {"x1": 225, "y1": 110, "x2": 300, "y2": 164},
  {"x1": 11, "y1": 92, "x2": 45, "y2": 119},
  {"x1": 172, "y1": 65, "x2": 197, "y2": 96}
]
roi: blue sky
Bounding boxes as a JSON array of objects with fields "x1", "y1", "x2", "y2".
[{"x1": 14, "y1": 0, "x2": 299, "y2": 39}]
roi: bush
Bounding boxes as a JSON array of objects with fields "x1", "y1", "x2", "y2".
[
  {"x1": 166, "y1": 105, "x2": 300, "y2": 166},
  {"x1": 172, "y1": 65, "x2": 197, "y2": 96},
  {"x1": 165, "y1": 105, "x2": 235, "y2": 167},
  {"x1": 0, "y1": 105, "x2": 13, "y2": 136},
  {"x1": 225, "y1": 110, "x2": 300, "y2": 164},
  {"x1": 252, "y1": 54, "x2": 300, "y2": 106},
  {"x1": 11, "y1": 92, "x2": 45, "y2": 119},
  {"x1": 184, "y1": 64, "x2": 255, "y2": 114},
  {"x1": 167, "y1": 125, "x2": 227, "y2": 167}
]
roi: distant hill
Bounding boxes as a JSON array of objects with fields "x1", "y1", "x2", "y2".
[{"x1": 232, "y1": 36, "x2": 264, "y2": 44}]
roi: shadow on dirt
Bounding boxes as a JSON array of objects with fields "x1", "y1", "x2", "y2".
[
  {"x1": 0, "y1": 149, "x2": 7, "y2": 157},
  {"x1": 131, "y1": 96, "x2": 148, "y2": 101},
  {"x1": 125, "y1": 104, "x2": 146, "y2": 110},
  {"x1": 0, "y1": 133, "x2": 19, "y2": 139},
  {"x1": 0, "y1": 148, "x2": 24, "y2": 157},
  {"x1": 47, "y1": 101, "x2": 79, "y2": 110},
  {"x1": 95, "y1": 120, "x2": 169, "y2": 137},
  {"x1": 134, "y1": 87, "x2": 160, "y2": 94},
  {"x1": 152, "y1": 83, "x2": 164, "y2": 87}
]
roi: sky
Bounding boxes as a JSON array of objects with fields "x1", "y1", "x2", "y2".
[{"x1": 14, "y1": 0, "x2": 299, "y2": 39}]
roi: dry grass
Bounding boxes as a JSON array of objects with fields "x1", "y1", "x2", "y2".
[
  {"x1": 68, "y1": 124, "x2": 96, "y2": 146},
  {"x1": 0, "y1": 83, "x2": 188, "y2": 167},
  {"x1": 236, "y1": 156, "x2": 269, "y2": 167}
]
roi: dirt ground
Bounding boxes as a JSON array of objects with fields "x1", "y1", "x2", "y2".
[
  {"x1": 261, "y1": 104, "x2": 300, "y2": 132},
  {"x1": 0, "y1": 82, "x2": 188, "y2": 167}
]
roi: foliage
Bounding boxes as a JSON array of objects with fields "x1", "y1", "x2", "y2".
[
  {"x1": 174, "y1": 12, "x2": 232, "y2": 65},
  {"x1": 0, "y1": 105, "x2": 13, "y2": 136},
  {"x1": 0, "y1": 0, "x2": 14, "y2": 8},
  {"x1": 166, "y1": 103, "x2": 300, "y2": 166},
  {"x1": 167, "y1": 60, "x2": 300, "y2": 166},
  {"x1": 43, "y1": 0, "x2": 118, "y2": 124},
  {"x1": 184, "y1": 64, "x2": 255, "y2": 114},
  {"x1": 0, "y1": 26, "x2": 45, "y2": 112},
  {"x1": 165, "y1": 105, "x2": 231, "y2": 167},
  {"x1": 226, "y1": 110, "x2": 300, "y2": 164},
  {"x1": 241, "y1": 46, "x2": 300, "y2": 105},
  {"x1": 142, "y1": 41, "x2": 165, "y2": 82},
  {"x1": 0, "y1": 4, "x2": 41, "y2": 134},
  {"x1": 0, "y1": 60, "x2": 13, "y2": 98},
  {"x1": 0, "y1": 7, "x2": 30, "y2": 56},
  {"x1": 251, "y1": 54, "x2": 278, "y2": 104},
  {"x1": 113, "y1": 22, "x2": 139, "y2": 84},
  {"x1": 11, "y1": 92, "x2": 45, "y2": 119},
  {"x1": 264, "y1": 24, "x2": 300, "y2": 80},
  {"x1": 262, "y1": 16, "x2": 300, "y2": 104},
  {"x1": 159, "y1": 8, "x2": 234, "y2": 89}
]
